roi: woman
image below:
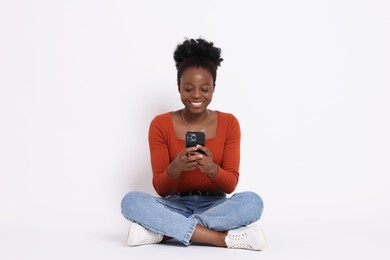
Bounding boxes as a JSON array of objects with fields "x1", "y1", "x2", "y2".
[{"x1": 121, "y1": 38, "x2": 266, "y2": 251}]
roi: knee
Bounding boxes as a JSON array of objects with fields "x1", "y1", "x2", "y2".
[
  {"x1": 241, "y1": 191, "x2": 264, "y2": 216},
  {"x1": 121, "y1": 191, "x2": 145, "y2": 216}
]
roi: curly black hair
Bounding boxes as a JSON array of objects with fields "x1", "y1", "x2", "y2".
[{"x1": 174, "y1": 38, "x2": 223, "y2": 87}]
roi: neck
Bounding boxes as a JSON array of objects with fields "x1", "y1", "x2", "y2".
[
  {"x1": 182, "y1": 109, "x2": 208, "y2": 121},
  {"x1": 182, "y1": 109, "x2": 210, "y2": 132}
]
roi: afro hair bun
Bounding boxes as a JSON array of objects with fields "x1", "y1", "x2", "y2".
[{"x1": 174, "y1": 38, "x2": 223, "y2": 69}]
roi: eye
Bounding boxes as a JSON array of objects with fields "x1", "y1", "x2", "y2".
[{"x1": 201, "y1": 86, "x2": 211, "y2": 92}]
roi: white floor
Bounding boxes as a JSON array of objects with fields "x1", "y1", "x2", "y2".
[{"x1": 2, "y1": 221, "x2": 388, "y2": 260}]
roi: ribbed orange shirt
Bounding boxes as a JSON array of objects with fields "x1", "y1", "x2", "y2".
[{"x1": 148, "y1": 111, "x2": 240, "y2": 197}]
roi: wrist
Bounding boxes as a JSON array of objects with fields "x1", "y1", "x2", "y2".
[
  {"x1": 167, "y1": 164, "x2": 181, "y2": 180},
  {"x1": 207, "y1": 163, "x2": 218, "y2": 178}
]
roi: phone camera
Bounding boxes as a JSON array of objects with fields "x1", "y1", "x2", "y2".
[{"x1": 187, "y1": 133, "x2": 197, "y2": 142}]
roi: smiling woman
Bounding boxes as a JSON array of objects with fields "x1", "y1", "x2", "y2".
[{"x1": 120, "y1": 38, "x2": 266, "y2": 251}]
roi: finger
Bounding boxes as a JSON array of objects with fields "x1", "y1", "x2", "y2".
[
  {"x1": 186, "y1": 161, "x2": 197, "y2": 170},
  {"x1": 185, "y1": 146, "x2": 199, "y2": 153},
  {"x1": 187, "y1": 154, "x2": 203, "y2": 162},
  {"x1": 186, "y1": 160, "x2": 197, "y2": 165},
  {"x1": 196, "y1": 159, "x2": 202, "y2": 166},
  {"x1": 196, "y1": 145, "x2": 209, "y2": 156}
]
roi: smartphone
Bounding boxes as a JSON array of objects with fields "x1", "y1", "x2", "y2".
[{"x1": 185, "y1": 131, "x2": 206, "y2": 154}]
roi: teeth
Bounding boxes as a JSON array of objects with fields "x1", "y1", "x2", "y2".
[{"x1": 191, "y1": 102, "x2": 202, "y2": 106}]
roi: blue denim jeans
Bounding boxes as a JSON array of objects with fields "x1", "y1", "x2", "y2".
[{"x1": 121, "y1": 191, "x2": 264, "y2": 246}]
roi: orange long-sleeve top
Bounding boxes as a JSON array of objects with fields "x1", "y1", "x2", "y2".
[{"x1": 148, "y1": 111, "x2": 241, "y2": 197}]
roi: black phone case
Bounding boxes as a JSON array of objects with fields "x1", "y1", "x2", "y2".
[{"x1": 185, "y1": 132, "x2": 205, "y2": 154}]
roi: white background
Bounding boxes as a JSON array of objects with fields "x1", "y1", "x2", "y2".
[{"x1": 1, "y1": 0, "x2": 389, "y2": 259}]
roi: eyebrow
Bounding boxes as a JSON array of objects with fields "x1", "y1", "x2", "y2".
[{"x1": 181, "y1": 81, "x2": 212, "y2": 86}]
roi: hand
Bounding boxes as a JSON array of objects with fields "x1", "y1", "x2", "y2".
[
  {"x1": 167, "y1": 146, "x2": 204, "y2": 179},
  {"x1": 193, "y1": 145, "x2": 218, "y2": 178}
]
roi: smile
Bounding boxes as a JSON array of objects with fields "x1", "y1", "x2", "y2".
[{"x1": 190, "y1": 101, "x2": 203, "y2": 107}]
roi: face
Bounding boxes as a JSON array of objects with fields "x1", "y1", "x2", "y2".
[{"x1": 179, "y1": 67, "x2": 215, "y2": 114}]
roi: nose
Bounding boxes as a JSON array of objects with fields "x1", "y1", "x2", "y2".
[{"x1": 192, "y1": 88, "x2": 201, "y2": 98}]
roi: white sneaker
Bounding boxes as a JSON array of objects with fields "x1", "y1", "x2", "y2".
[
  {"x1": 127, "y1": 221, "x2": 163, "y2": 246},
  {"x1": 225, "y1": 225, "x2": 267, "y2": 251}
]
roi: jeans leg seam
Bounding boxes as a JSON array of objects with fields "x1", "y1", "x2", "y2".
[{"x1": 183, "y1": 216, "x2": 197, "y2": 246}]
